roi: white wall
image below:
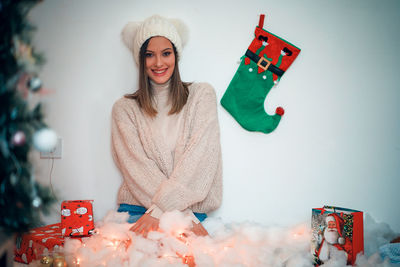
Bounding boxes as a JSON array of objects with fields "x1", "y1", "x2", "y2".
[{"x1": 29, "y1": 0, "x2": 400, "y2": 232}]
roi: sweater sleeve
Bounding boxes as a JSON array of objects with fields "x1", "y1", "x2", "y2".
[
  {"x1": 111, "y1": 100, "x2": 168, "y2": 204},
  {"x1": 151, "y1": 83, "x2": 222, "y2": 212}
]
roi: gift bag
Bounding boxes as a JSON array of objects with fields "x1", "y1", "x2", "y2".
[
  {"x1": 221, "y1": 14, "x2": 301, "y2": 134},
  {"x1": 61, "y1": 200, "x2": 94, "y2": 237},
  {"x1": 311, "y1": 206, "x2": 364, "y2": 265}
]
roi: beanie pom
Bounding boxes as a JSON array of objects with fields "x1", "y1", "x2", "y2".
[
  {"x1": 121, "y1": 21, "x2": 141, "y2": 51},
  {"x1": 169, "y1": 18, "x2": 189, "y2": 47},
  {"x1": 338, "y1": 237, "x2": 345, "y2": 245}
]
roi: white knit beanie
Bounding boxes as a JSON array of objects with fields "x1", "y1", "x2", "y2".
[{"x1": 121, "y1": 15, "x2": 189, "y2": 65}]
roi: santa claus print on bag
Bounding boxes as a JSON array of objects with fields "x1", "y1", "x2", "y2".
[
  {"x1": 316, "y1": 214, "x2": 353, "y2": 264},
  {"x1": 311, "y1": 206, "x2": 364, "y2": 266}
]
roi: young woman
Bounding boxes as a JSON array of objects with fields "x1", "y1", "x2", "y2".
[{"x1": 111, "y1": 15, "x2": 222, "y2": 237}]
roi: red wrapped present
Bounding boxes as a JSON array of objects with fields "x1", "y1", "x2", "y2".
[
  {"x1": 14, "y1": 223, "x2": 64, "y2": 264},
  {"x1": 61, "y1": 200, "x2": 95, "y2": 237},
  {"x1": 311, "y1": 206, "x2": 364, "y2": 266}
]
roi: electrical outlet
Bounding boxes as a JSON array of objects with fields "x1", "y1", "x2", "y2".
[{"x1": 40, "y1": 137, "x2": 62, "y2": 159}]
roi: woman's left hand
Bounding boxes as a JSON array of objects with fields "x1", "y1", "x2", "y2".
[{"x1": 129, "y1": 213, "x2": 159, "y2": 237}]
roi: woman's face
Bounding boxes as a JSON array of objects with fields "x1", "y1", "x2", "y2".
[{"x1": 145, "y1": 36, "x2": 175, "y2": 85}]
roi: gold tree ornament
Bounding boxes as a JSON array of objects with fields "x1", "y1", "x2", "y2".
[
  {"x1": 39, "y1": 255, "x2": 53, "y2": 267},
  {"x1": 53, "y1": 255, "x2": 67, "y2": 267}
]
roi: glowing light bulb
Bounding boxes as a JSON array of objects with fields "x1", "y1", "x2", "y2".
[
  {"x1": 176, "y1": 230, "x2": 186, "y2": 238},
  {"x1": 183, "y1": 255, "x2": 188, "y2": 263}
]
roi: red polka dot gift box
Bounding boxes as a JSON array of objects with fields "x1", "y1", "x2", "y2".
[{"x1": 61, "y1": 200, "x2": 95, "y2": 237}]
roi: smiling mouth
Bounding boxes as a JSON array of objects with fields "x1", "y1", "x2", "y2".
[{"x1": 152, "y1": 69, "x2": 167, "y2": 76}]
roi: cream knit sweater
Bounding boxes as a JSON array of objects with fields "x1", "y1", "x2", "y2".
[{"x1": 111, "y1": 82, "x2": 222, "y2": 214}]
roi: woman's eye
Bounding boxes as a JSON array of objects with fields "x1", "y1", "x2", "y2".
[
  {"x1": 163, "y1": 51, "x2": 171, "y2": 57},
  {"x1": 145, "y1": 53, "x2": 153, "y2": 58}
]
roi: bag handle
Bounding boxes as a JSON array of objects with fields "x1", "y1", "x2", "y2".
[{"x1": 258, "y1": 14, "x2": 265, "y2": 29}]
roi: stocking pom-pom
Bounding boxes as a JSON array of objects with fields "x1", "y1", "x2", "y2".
[{"x1": 276, "y1": 107, "x2": 285, "y2": 116}]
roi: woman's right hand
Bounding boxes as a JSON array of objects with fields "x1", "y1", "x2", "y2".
[{"x1": 129, "y1": 213, "x2": 159, "y2": 237}]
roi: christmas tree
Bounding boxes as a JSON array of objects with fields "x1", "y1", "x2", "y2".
[{"x1": 0, "y1": 0, "x2": 55, "y2": 234}]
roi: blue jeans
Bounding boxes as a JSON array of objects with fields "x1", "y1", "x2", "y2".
[{"x1": 118, "y1": 203, "x2": 207, "y2": 223}]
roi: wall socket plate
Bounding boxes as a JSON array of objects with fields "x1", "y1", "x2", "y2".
[{"x1": 40, "y1": 137, "x2": 62, "y2": 159}]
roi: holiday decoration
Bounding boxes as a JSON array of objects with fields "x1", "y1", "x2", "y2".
[
  {"x1": 311, "y1": 206, "x2": 364, "y2": 266},
  {"x1": 17, "y1": 72, "x2": 52, "y2": 98},
  {"x1": 33, "y1": 128, "x2": 58, "y2": 152},
  {"x1": 53, "y1": 254, "x2": 67, "y2": 267},
  {"x1": 58, "y1": 209, "x2": 394, "y2": 266},
  {"x1": 11, "y1": 131, "x2": 26, "y2": 146},
  {"x1": 37, "y1": 252, "x2": 68, "y2": 267},
  {"x1": 14, "y1": 223, "x2": 65, "y2": 265},
  {"x1": 61, "y1": 200, "x2": 95, "y2": 237},
  {"x1": 16, "y1": 73, "x2": 32, "y2": 98},
  {"x1": 14, "y1": 200, "x2": 92, "y2": 265},
  {"x1": 221, "y1": 14, "x2": 300, "y2": 133},
  {"x1": 28, "y1": 76, "x2": 43, "y2": 92},
  {"x1": 39, "y1": 254, "x2": 54, "y2": 267},
  {"x1": 0, "y1": 0, "x2": 55, "y2": 234}
]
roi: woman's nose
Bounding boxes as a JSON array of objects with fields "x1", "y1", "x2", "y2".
[{"x1": 155, "y1": 55, "x2": 163, "y2": 67}]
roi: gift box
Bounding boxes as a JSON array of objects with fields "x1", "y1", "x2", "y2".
[
  {"x1": 14, "y1": 223, "x2": 64, "y2": 264},
  {"x1": 61, "y1": 200, "x2": 94, "y2": 237},
  {"x1": 311, "y1": 206, "x2": 364, "y2": 265}
]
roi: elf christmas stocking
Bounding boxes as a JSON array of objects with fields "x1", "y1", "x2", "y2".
[{"x1": 221, "y1": 14, "x2": 301, "y2": 133}]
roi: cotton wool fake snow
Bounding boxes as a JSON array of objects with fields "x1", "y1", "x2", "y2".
[{"x1": 60, "y1": 210, "x2": 398, "y2": 267}]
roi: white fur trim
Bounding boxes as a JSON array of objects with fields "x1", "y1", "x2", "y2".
[
  {"x1": 325, "y1": 215, "x2": 335, "y2": 223},
  {"x1": 318, "y1": 241, "x2": 330, "y2": 262},
  {"x1": 121, "y1": 15, "x2": 189, "y2": 65}
]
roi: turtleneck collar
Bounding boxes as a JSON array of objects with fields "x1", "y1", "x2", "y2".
[{"x1": 150, "y1": 79, "x2": 171, "y2": 97}]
